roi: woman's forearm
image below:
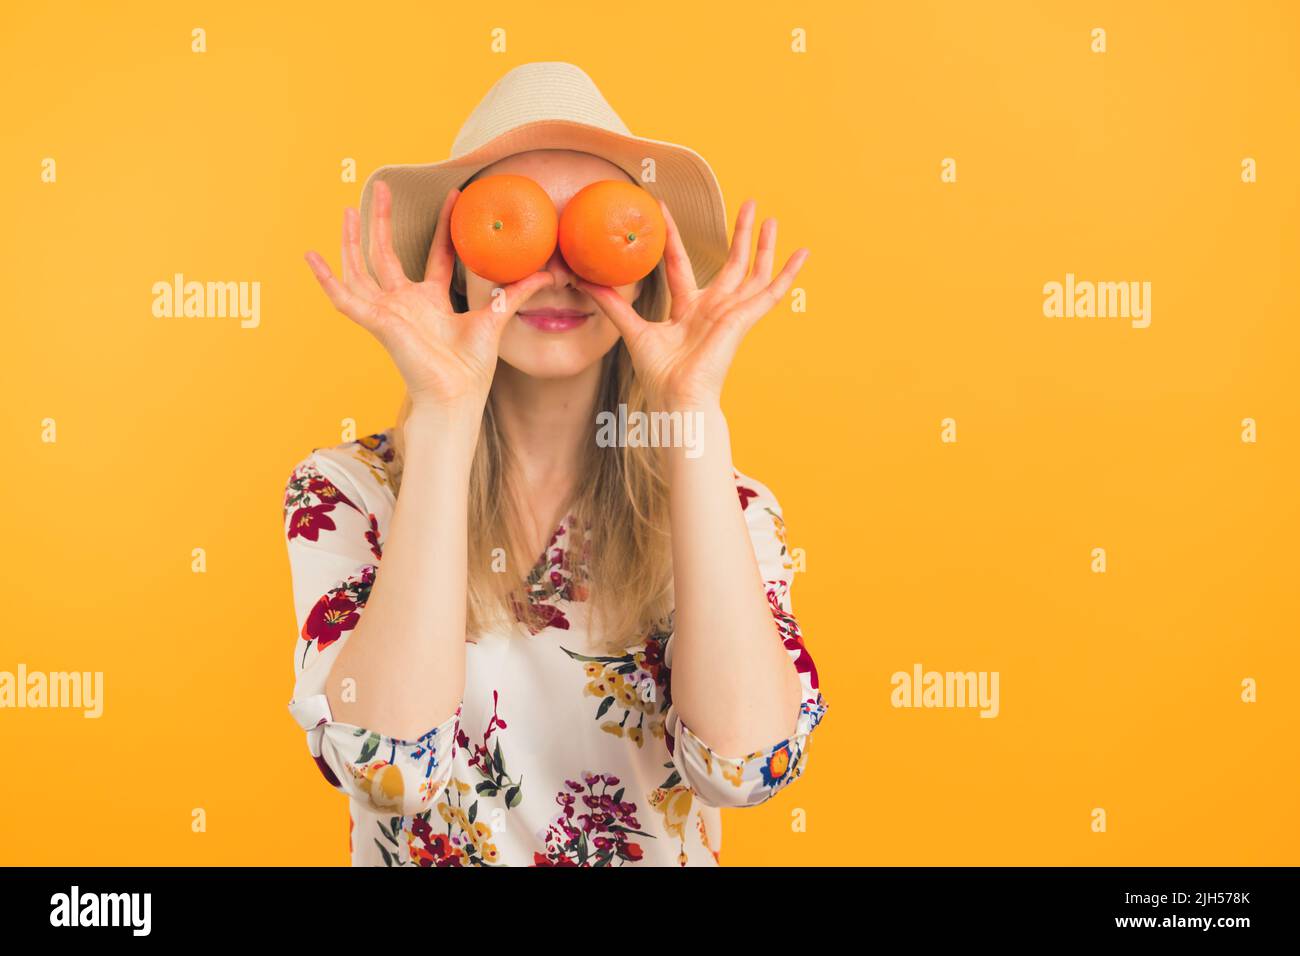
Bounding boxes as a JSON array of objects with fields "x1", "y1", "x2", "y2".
[
  {"x1": 664, "y1": 403, "x2": 803, "y2": 756},
  {"x1": 324, "y1": 406, "x2": 478, "y2": 741}
]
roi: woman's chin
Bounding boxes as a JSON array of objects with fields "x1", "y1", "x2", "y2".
[
  {"x1": 497, "y1": 331, "x2": 620, "y2": 381},
  {"x1": 496, "y1": 349, "x2": 605, "y2": 381}
]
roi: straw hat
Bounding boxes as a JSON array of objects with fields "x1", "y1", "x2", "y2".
[{"x1": 358, "y1": 61, "x2": 731, "y2": 290}]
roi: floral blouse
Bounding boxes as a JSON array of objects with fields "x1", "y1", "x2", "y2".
[{"x1": 284, "y1": 428, "x2": 828, "y2": 866}]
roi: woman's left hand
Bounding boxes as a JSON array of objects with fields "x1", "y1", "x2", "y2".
[{"x1": 575, "y1": 198, "x2": 809, "y2": 411}]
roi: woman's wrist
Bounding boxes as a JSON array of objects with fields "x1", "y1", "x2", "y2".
[
  {"x1": 403, "y1": 400, "x2": 482, "y2": 464},
  {"x1": 658, "y1": 402, "x2": 732, "y2": 477},
  {"x1": 650, "y1": 389, "x2": 722, "y2": 417}
]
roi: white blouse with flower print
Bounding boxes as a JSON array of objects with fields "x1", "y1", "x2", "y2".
[{"x1": 284, "y1": 428, "x2": 828, "y2": 867}]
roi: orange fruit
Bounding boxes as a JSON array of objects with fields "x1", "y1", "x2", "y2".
[
  {"x1": 558, "y1": 181, "x2": 666, "y2": 286},
  {"x1": 449, "y1": 174, "x2": 558, "y2": 284}
]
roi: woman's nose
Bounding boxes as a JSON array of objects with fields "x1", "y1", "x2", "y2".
[{"x1": 542, "y1": 243, "x2": 577, "y2": 286}]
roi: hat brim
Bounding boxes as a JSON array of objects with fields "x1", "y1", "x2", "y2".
[{"x1": 357, "y1": 119, "x2": 731, "y2": 291}]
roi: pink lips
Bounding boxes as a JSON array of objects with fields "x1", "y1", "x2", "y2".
[{"x1": 517, "y1": 307, "x2": 593, "y2": 332}]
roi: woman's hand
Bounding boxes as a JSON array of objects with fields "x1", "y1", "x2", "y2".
[
  {"x1": 575, "y1": 198, "x2": 809, "y2": 410},
  {"x1": 304, "y1": 180, "x2": 555, "y2": 418}
]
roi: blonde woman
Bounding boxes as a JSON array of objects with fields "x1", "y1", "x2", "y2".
[{"x1": 286, "y1": 62, "x2": 828, "y2": 867}]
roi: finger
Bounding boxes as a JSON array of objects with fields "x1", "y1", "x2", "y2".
[
  {"x1": 738, "y1": 247, "x2": 809, "y2": 327},
  {"x1": 658, "y1": 198, "x2": 698, "y2": 304},
  {"x1": 423, "y1": 187, "x2": 459, "y2": 288},
  {"x1": 749, "y1": 217, "x2": 777, "y2": 287},
  {"x1": 575, "y1": 278, "x2": 650, "y2": 342},
  {"x1": 369, "y1": 179, "x2": 411, "y2": 290},
  {"x1": 342, "y1": 207, "x2": 378, "y2": 293},
  {"x1": 305, "y1": 251, "x2": 382, "y2": 331},
  {"x1": 714, "y1": 198, "x2": 756, "y2": 292}
]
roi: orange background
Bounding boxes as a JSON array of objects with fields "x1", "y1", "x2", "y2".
[{"x1": 1, "y1": 1, "x2": 1297, "y2": 865}]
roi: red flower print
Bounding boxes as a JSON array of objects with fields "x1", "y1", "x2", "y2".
[
  {"x1": 407, "y1": 818, "x2": 464, "y2": 868},
  {"x1": 306, "y1": 476, "x2": 357, "y2": 513},
  {"x1": 535, "y1": 604, "x2": 569, "y2": 630},
  {"x1": 364, "y1": 512, "x2": 382, "y2": 560},
  {"x1": 766, "y1": 585, "x2": 818, "y2": 690},
  {"x1": 510, "y1": 518, "x2": 591, "y2": 635},
  {"x1": 533, "y1": 852, "x2": 577, "y2": 867},
  {"x1": 533, "y1": 773, "x2": 653, "y2": 867},
  {"x1": 284, "y1": 460, "x2": 372, "y2": 547},
  {"x1": 737, "y1": 484, "x2": 758, "y2": 510},
  {"x1": 288, "y1": 504, "x2": 338, "y2": 542},
  {"x1": 641, "y1": 629, "x2": 669, "y2": 684},
  {"x1": 302, "y1": 591, "x2": 359, "y2": 652},
  {"x1": 513, "y1": 598, "x2": 570, "y2": 634},
  {"x1": 457, "y1": 690, "x2": 520, "y2": 806},
  {"x1": 313, "y1": 753, "x2": 341, "y2": 788},
  {"x1": 299, "y1": 567, "x2": 374, "y2": 663}
]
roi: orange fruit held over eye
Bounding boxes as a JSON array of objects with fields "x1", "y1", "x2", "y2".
[
  {"x1": 558, "y1": 180, "x2": 666, "y2": 286},
  {"x1": 449, "y1": 174, "x2": 558, "y2": 284}
]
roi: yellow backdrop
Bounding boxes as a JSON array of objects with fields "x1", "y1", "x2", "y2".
[{"x1": 2, "y1": 1, "x2": 1296, "y2": 865}]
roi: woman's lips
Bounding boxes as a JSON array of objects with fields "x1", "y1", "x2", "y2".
[{"x1": 516, "y1": 308, "x2": 593, "y2": 332}]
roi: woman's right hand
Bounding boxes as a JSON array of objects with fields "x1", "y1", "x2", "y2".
[{"x1": 304, "y1": 179, "x2": 554, "y2": 418}]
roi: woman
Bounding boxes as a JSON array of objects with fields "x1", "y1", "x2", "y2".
[{"x1": 285, "y1": 62, "x2": 828, "y2": 866}]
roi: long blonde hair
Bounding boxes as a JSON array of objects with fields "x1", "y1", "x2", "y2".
[{"x1": 390, "y1": 187, "x2": 674, "y2": 652}]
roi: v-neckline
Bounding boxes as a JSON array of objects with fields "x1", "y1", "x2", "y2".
[{"x1": 524, "y1": 513, "x2": 578, "y2": 588}]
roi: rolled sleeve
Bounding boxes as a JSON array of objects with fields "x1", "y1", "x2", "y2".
[{"x1": 663, "y1": 472, "x2": 829, "y2": 808}]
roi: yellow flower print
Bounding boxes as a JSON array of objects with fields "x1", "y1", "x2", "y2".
[
  {"x1": 649, "y1": 768, "x2": 695, "y2": 867},
  {"x1": 766, "y1": 506, "x2": 793, "y2": 573},
  {"x1": 564, "y1": 638, "x2": 669, "y2": 753},
  {"x1": 649, "y1": 785, "x2": 694, "y2": 842},
  {"x1": 698, "y1": 813, "x2": 720, "y2": 864},
  {"x1": 352, "y1": 434, "x2": 395, "y2": 493},
  {"x1": 350, "y1": 761, "x2": 404, "y2": 812},
  {"x1": 721, "y1": 759, "x2": 744, "y2": 789},
  {"x1": 454, "y1": 818, "x2": 490, "y2": 851},
  {"x1": 684, "y1": 736, "x2": 716, "y2": 778},
  {"x1": 428, "y1": 779, "x2": 505, "y2": 867},
  {"x1": 418, "y1": 777, "x2": 443, "y2": 803}
]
